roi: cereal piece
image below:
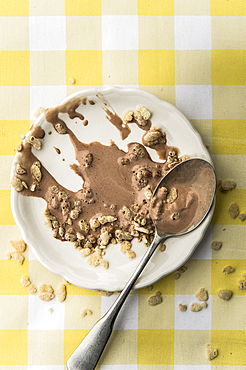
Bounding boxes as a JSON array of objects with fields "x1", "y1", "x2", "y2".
[
  {"x1": 33, "y1": 106, "x2": 44, "y2": 118},
  {"x1": 31, "y1": 162, "x2": 42, "y2": 182},
  {"x1": 16, "y1": 164, "x2": 26, "y2": 175},
  {"x1": 166, "y1": 188, "x2": 178, "y2": 204},
  {"x1": 148, "y1": 291, "x2": 162, "y2": 306},
  {"x1": 178, "y1": 303, "x2": 187, "y2": 312},
  {"x1": 134, "y1": 109, "x2": 148, "y2": 127},
  {"x1": 21, "y1": 181, "x2": 28, "y2": 189},
  {"x1": 70, "y1": 209, "x2": 80, "y2": 220},
  {"x1": 205, "y1": 344, "x2": 218, "y2": 361},
  {"x1": 122, "y1": 110, "x2": 134, "y2": 123},
  {"x1": 195, "y1": 288, "x2": 209, "y2": 302},
  {"x1": 83, "y1": 153, "x2": 93, "y2": 167},
  {"x1": 48, "y1": 307, "x2": 53, "y2": 313},
  {"x1": 57, "y1": 284, "x2": 66, "y2": 302},
  {"x1": 80, "y1": 247, "x2": 92, "y2": 257},
  {"x1": 145, "y1": 285, "x2": 153, "y2": 292},
  {"x1": 79, "y1": 220, "x2": 90, "y2": 233},
  {"x1": 10, "y1": 175, "x2": 24, "y2": 192},
  {"x1": 115, "y1": 230, "x2": 133, "y2": 241},
  {"x1": 159, "y1": 244, "x2": 166, "y2": 252},
  {"x1": 10, "y1": 238, "x2": 26, "y2": 253},
  {"x1": 136, "y1": 105, "x2": 151, "y2": 121},
  {"x1": 120, "y1": 240, "x2": 132, "y2": 252},
  {"x1": 69, "y1": 78, "x2": 75, "y2": 84},
  {"x1": 222, "y1": 265, "x2": 235, "y2": 274},
  {"x1": 58, "y1": 190, "x2": 68, "y2": 201},
  {"x1": 100, "y1": 230, "x2": 111, "y2": 247},
  {"x1": 81, "y1": 308, "x2": 92, "y2": 317},
  {"x1": 87, "y1": 253, "x2": 102, "y2": 267},
  {"x1": 100, "y1": 259, "x2": 109, "y2": 269},
  {"x1": 89, "y1": 218, "x2": 100, "y2": 231},
  {"x1": 38, "y1": 284, "x2": 55, "y2": 301},
  {"x1": 177, "y1": 266, "x2": 187, "y2": 274},
  {"x1": 173, "y1": 272, "x2": 181, "y2": 280},
  {"x1": 98, "y1": 215, "x2": 117, "y2": 225},
  {"x1": 201, "y1": 301, "x2": 207, "y2": 309},
  {"x1": 211, "y1": 241, "x2": 222, "y2": 251},
  {"x1": 144, "y1": 189, "x2": 153, "y2": 200},
  {"x1": 122, "y1": 206, "x2": 131, "y2": 221},
  {"x1": 133, "y1": 224, "x2": 150, "y2": 234},
  {"x1": 26, "y1": 135, "x2": 41, "y2": 150},
  {"x1": 28, "y1": 284, "x2": 37, "y2": 294},
  {"x1": 55, "y1": 123, "x2": 67, "y2": 134},
  {"x1": 237, "y1": 280, "x2": 246, "y2": 290},
  {"x1": 239, "y1": 213, "x2": 246, "y2": 221},
  {"x1": 59, "y1": 227, "x2": 65, "y2": 238},
  {"x1": 190, "y1": 303, "x2": 202, "y2": 312},
  {"x1": 220, "y1": 180, "x2": 236, "y2": 192},
  {"x1": 127, "y1": 250, "x2": 136, "y2": 259},
  {"x1": 217, "y1": 289, "x2": 233, "y2": 300},
  {"x1": 172, "y1": 212, "x2": 180, "y2": 220},
  {"x1": 9, "y1": 251, "x2": 25, "y2": 265},
  {"x1": 65, "y1": 232, "x2": 77, "y2": 242},
  {"x1": 229, "y1": 203, "x2": 239, "y2": 218},
  {"x1": 20, "y1": 276, "x2": 30, "y2": 287},
  {"x1": 77, "y1": 232, "x2": 85, "y2": 240}
]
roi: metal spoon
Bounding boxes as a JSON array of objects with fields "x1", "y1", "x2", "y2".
[{"x1": 67, "y1": 158, "x2": 216, "y2": 370}]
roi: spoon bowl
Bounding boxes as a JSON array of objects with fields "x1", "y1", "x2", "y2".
[{"x1": 67, "y1": 158, "x2": 216, "y2": 370}]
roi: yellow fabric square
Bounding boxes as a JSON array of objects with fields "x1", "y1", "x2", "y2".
[
  {"x1": 139, "y1": 50, "x2": 175, "y2": 85},
  {"x1": 139, "y1": 85, "x2": 176, "y2": 106},
  {"x1": 212, "y1": 190, "x2": 246, "y2": 225},
  {"x1": 0, "y1": 260, "x2": 28, "y2": 295},
  {"x1": 0, "y1": 17, "x2": 29, "y2": 50},
  {"x1": 0, "y1": 120, "x2": 30, "y2": 155},
  {"x1": 139, "y1": 16, "x2": 174, "y2": 50},
  {"x1": 101, "y1": 330, "x2": 137, "y2": 365},
  {"x1": 0, "y1": 0, "x2": 29, "y2": 16},
  {"x1": 29, "y1": 0, "x2": 65, "y2": 15},
  {"x1": 210, "y1": 0, "x2": 246, "y2": 16},
  {"x1": 0, "y1": 190, "x2": 15, "y2": 225},
  {"x1": 102, "y1": 0, "x2": 137, "y2": 15},
  {"x1": 66, "y1": 16, "x2": 102, "y2": 50},
  {"x1": 175, "y1": 0, "x2": 210, "y2": 15},
  {"x1": 211, "y1": 330, "x2": 246, "y2": 365},
  {"x1": 0, "y1": 51, "x2": 30, "y2": 86},
  {"x1": 139, "y1": 273, "x2": 175, "y2": 295},
  {"x1": 174, "y1": 259, "x2": 211, "y2": 295},
  {"x1": 65, "y1": 295, "x2": 101, "y2": 329},
  {"x1": 174, "y1": 330, "x2": 210, "y2": 365},
  {"x1": 66, "y1": 50, "x2": 102, "y2": 86},
  {"x1": 0, "y1": 330, "x2": 27, "y2": 365},
  {"x1": 211, "y1": 50, "x2": 246, "y2": 85},
  {"x1": 212, "y1": 86, "x2": 246, "y2": 119},
  {"x1": 138, "y1": 295, "x2": 175, "y2": 329},
  {"x1": 138, "y1": 0, "x2": 174, "y2": 15},
  {"x1": 102, "y1": 50, "x2": 138, "y2": 85},
  {"x1": 213, "y1": 154, "x2": 246, "y2": 189},
  {"x1": 28, "y1": 330, "x2": 64, "y2": 365},
  {"x1": 175, "y1": 50, "x2": 211, "y2": 85},
  {"x1": 211, "y1": 259, "x2": 246, "y2": 296},
  {"x1": 212, "y1": 295, "x2": 246, "y2": 330},
  {"x1": 65, "y1": 0, "x2": 101, "y2": 15},
  {"x1": 212, "y1": 120, "x2": 246, "y2": 155},
  {"x1": 64, "y1": 329, "x2": 89, "y2": 364},
  {"x1": 190, "y1": 119, "x2": 212, "y2": 152},
  {"x1": 30, "y1": 51, "x2": 66, "y2": 86},
  {"x1": 212, "y1": 225, "x2": 246, "y2": 260},
  {"x1": 138, "y1": 329, "x2": 174, "y2": 365},
  {"x1": 0, "y1": 295, "x2": 28, "y2": 329},
  {"x1": 212, "y1": 16, "x2": 246, "y2": 50}
]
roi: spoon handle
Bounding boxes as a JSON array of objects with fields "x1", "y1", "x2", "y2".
[{"x1": 67, "y1": 232, "x2": 164, "y2": 370}]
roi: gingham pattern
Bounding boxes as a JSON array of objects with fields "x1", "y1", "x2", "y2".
[{"x1": 0, "y1": 1, "x2": 246, "y2": 369}]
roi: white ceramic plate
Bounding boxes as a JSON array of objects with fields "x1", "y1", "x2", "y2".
[{"x1": 11, "y1": 86, "x2": 214, "y2": 291}]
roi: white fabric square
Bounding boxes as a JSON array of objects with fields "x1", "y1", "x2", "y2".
[
  {"x1": 101, "y1": 294, "x2": 138, "y2": 330},
  {"x1": 28, "y1": 295, "x2": 65, "y2": 330},
  {"x1": 102, "y1": 15, "x2": 138, "y2": 50},
  {"x1": 30, "y1": 85, "x2": 66, "y2": 119},
  {"x1": 175, "y1": 85, "x2": 212, "y2": 119},
  {"x1": 175, "y1": 16, "x2": 211, "y2": 50},
  {"x1": 175, "y1": 295, "x2": 211, "y2": 330},
  {"x1": 29, "y1": 16, "x2": 66, "y2": 51},
  {"x1": 191, "y1": 225, "x2": 212, "y2": 260}
]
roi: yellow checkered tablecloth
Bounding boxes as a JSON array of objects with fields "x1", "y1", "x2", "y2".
[{"x1": 0, "y1": 0, "x2": 246, "y2": 369}]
